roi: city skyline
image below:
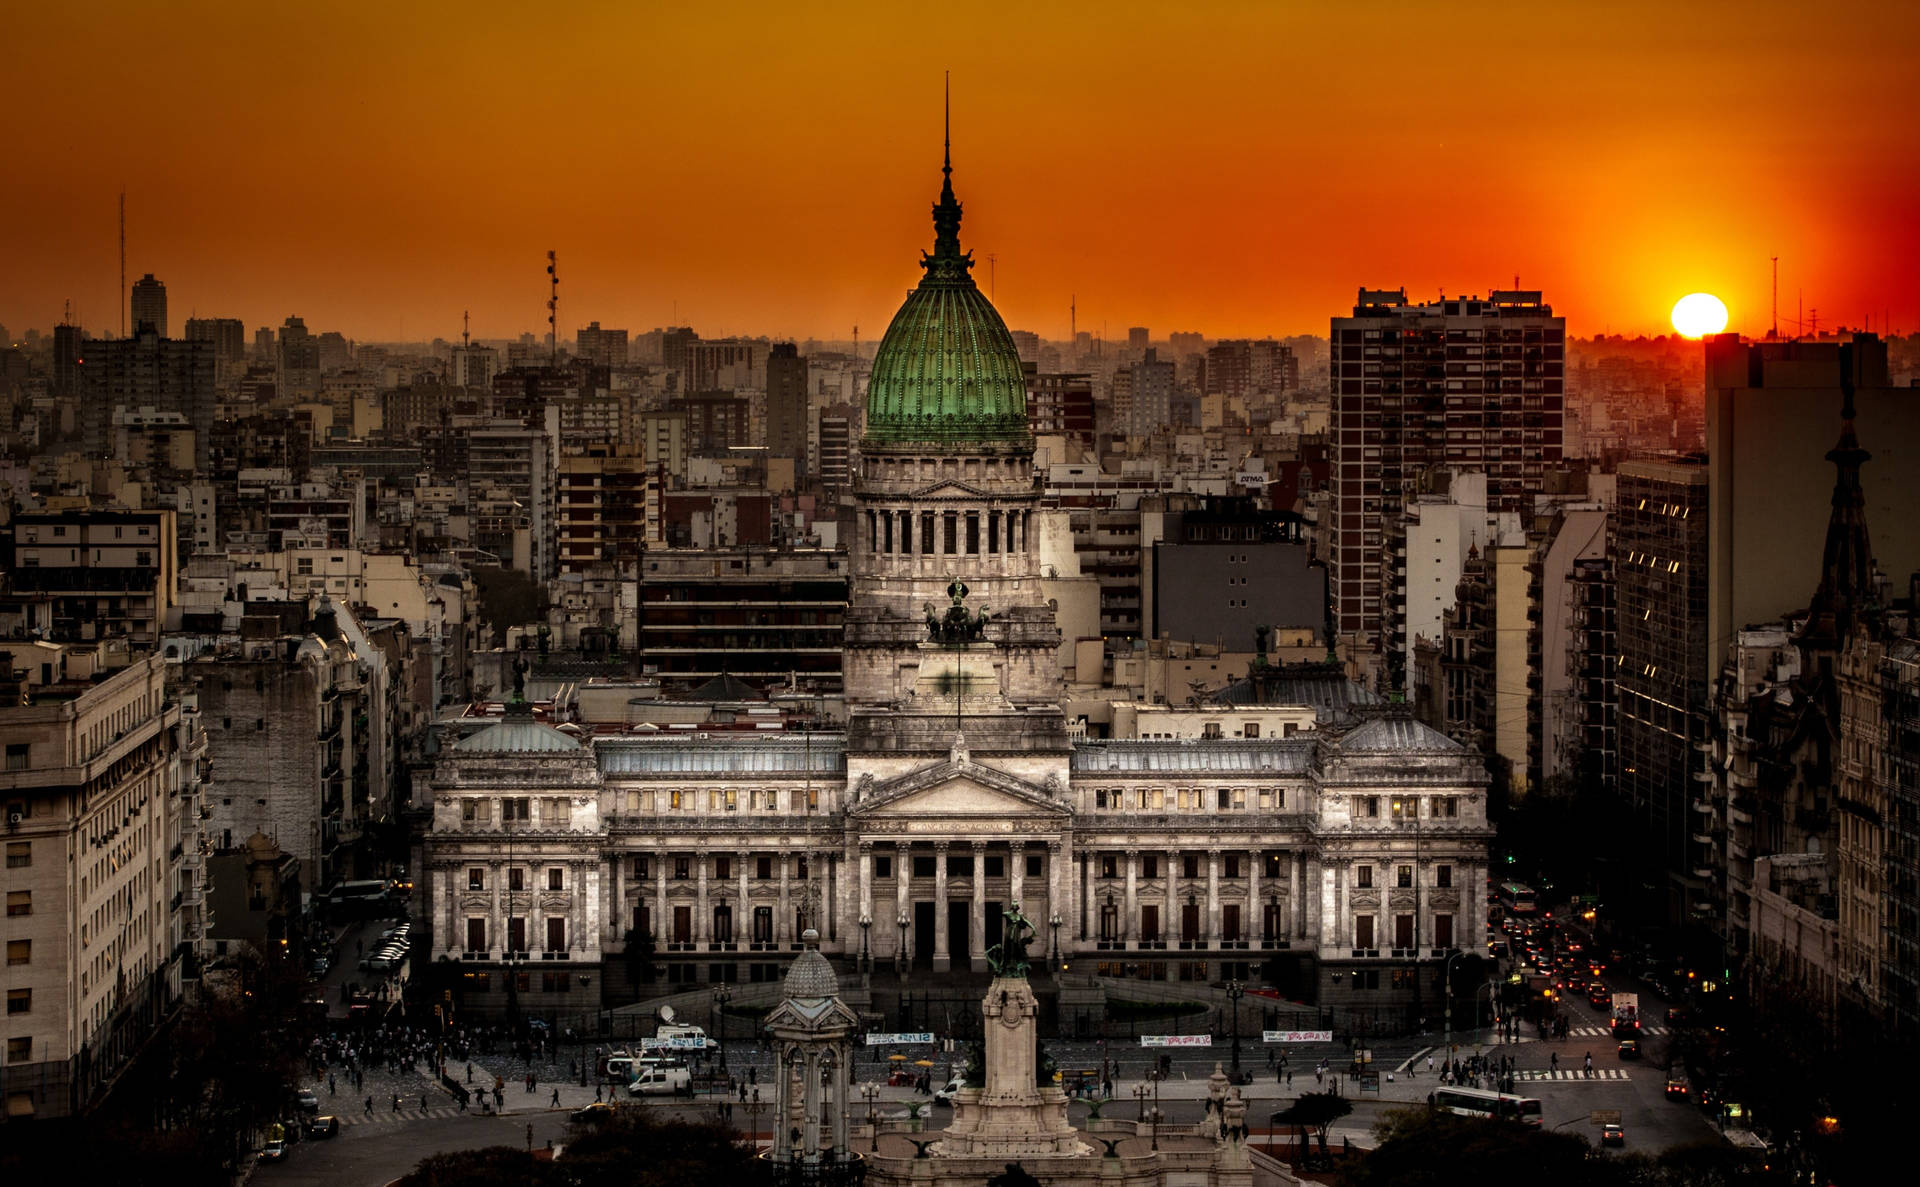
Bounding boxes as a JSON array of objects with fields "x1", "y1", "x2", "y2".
[{"x1": 6, "y1": 1, "x2": 1919, "y2": 344}]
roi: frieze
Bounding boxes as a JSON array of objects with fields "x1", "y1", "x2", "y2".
[
  {"x1": 1389, "y1": 890, "x2": 1417, "y2": 909},
  {"x1": 1350, "y1": 890, "x2": 1381, "y2": 908},
  {"x1": 1430, "y1": 889, "x2": 1461, "y2": 908}
]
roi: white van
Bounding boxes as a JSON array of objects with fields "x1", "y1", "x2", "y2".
[{"x1": 627, "y1": 1063, "x2": 693, "y2": 1096}]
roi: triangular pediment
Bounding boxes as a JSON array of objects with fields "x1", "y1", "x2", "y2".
[
  {"x1": 909, "y1": 478, "x2": 992, "y2": 500},
  {"x1": 851, "y1": 758, "x2": 1071, "y2": 820}
]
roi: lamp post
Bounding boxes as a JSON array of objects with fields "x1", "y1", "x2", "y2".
[
  {"x1": 1150, "y1": 1069, "x2": 1161, "y2": 1150},
  {"x1": 862, "y1": 1081, "x2": 881, "y2": 1152},
  {"x1": 1225, "y1": 978, "x2": 1245, "y2": 1079},
  {"x1": 711, "y1": 983, "x2": 731, "y2": 1071},
  {"x1": 860, "y1": 913, "x2": 872, "y2": 973},
  {"x1": 897, "y1": 910, "x2": 909, "y2": 977},
  {"x1": 1132, "y1": 1080, "x2": 1150, "y2": 1121},
  {"x1": 1443, "y1": 949, "x2": 1464, "y2": 1053},
  {"x1": 1049, "y1": 913, "x2": 1062, "y2": 973}
]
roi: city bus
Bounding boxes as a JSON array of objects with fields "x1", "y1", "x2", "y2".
[
  {"x1": 1431, "y1": 1086, "x2": 1544, "y2": 1127},
  {"x1": 327, "y1": 879, "x2": 392, "y2": 919},
  {"x1": 1497, "y1": 882, "x2": 1538, "y2": 915}
]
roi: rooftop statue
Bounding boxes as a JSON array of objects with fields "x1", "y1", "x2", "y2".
[{"x1": 985, "y1": 902, "x2": 1034, "y2": 979}]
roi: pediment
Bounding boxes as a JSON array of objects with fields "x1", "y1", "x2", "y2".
[
  {"x1": 909, "y1": 479, "x2": 992, "y2": 500},
  {"x1": 851, "y1": 758, "x2": 1071, "y2": 821}
]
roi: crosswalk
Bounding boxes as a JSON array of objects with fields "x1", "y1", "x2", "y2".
[
  {"x1": 1566, "y1": 1025, "x2": 1666, "y2": 1037},
  {"x1": 338, "y1": 1105, "x2": 469, "y2": 1128},
  {"x1": 1511, "y1": 1068, "x2": 1630, "y2": 1082}
]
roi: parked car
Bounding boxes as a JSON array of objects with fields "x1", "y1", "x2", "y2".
[
  {"x1": 296, "y1": 1088, "x2": 320, "y2": 1114},
  {"x1": 260, "y1": 1139, "x2": 288, "y2": 1162},
  {"x1": 304, "y1": 1115, "x2": 340, "y2": 1138},
  {"x1": 571, "y1": 1102, "x2": 619, "y2": 1124}
]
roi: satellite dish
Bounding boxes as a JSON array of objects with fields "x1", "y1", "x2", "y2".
[{"x1": 659, "y1": 1004, "x2": 676, "y2": 1024}]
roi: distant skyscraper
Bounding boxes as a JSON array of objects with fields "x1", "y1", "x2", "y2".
[
  {"x1": 576, "y1": 321, "x2": 629, "y2": 367},
  {"x1": 1128, "y1": 326, "x2": 1150, "y2": 353},
  {"x1": 1128, "y1": 349, "x2": 1175, "y2": 438},
  {"x1": 1612, "y1": 457, "x2": 1709, "y2": 917},
  {"x1": 1328, "y1": 288, "x2": 1565, "y2": 663},
  {"x1": 130, "y1": 273, "x2": 167, "y2": 336},
  {"x1": 253, "y1": 325, "x2": 275, "y2": 361},
  {"x1": 184, "y1": 316, "x2": 246, "y2": 367},
  {"x1": 277, "y1": 316, "x2": 321, "y2": 398},
  {"x1": 766, "y1": 342, "x2": 809, "y2": 478},
  {"x1": 79, "y1": 325, "x2": 217, "y2": 468},
  {"x1": 53, "y1": 322, "x2": 83, "y2": 397}
]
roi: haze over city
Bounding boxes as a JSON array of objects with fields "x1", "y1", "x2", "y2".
[{"x1": 7, "y1": 0, "x2": 1919, "y2": 343}]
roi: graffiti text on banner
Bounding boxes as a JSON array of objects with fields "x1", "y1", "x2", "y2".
[
  {"x1": 1139, "y1": 1035, "x2": 1213, "y2": 1047},
  {"x1": 864, "y1": 1033, "x2": 936, "y2": 1046},
  {"x1": 1261, "y1": 1030, "x2": 1334, "y2": 1043}
]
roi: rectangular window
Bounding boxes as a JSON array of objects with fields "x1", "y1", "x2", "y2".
[
  {"x1": 753, "y1": 907, "x2": 773, "y2": 943},
  {"x1": 1182, "y1": 854, "x2": 1199, "y2": 880},
  {"x1": 5, "y1": 989, "x2": 27, "y2": 1015},
  {"x1": 544, "y1": 798, "x2": 569, "y2": 827},
  {"x1": 4, "y1": 842, "x2": 27, "y2": 868},
  {"x1": 5, "y1": 940, "x2": 27, "y2": 966},
  {"x1": 715, "y1": 857, "x2": 731, "y2": 881},
  {"x1": 508, "y1": 868, "x2": 525, "y2": 892},
  {"x1": 461, "y1": 800, "x2": 480, "y2": 823},
  {"x1": 672, "y1": 907, "x2": 693, "y2": 944},
  {"x1": 1100, "y1": 854, "x2": 1117, "y2": 879},
  {"x1": 1224, "y1": 855, "x2": 1240, "y2": 879},
  {"x1": 546, "y1": 917, "x2": 566, "y2": 953},
  {"x1": 6, "y1": 1037, "x2": 29, "y2": 1062},
  {"x1": 503, "y1": 797, "x2": 530, "y2": 822},
  {"x1": 1141, "y1": 904, "x2": 1160, "y2": 942},
  {"x1": 757, "y1": 856, "x2": 773, "y2": 880},
  {"x1": 1391, "y1": 798, "x2": 1415, "y2": 821},
  {"x1": 1395, "y1": 914, "x2": 1415, "y2": 950},
  {"x1": 507, "y1": 917, "x2": 527, "y2": 953},
  {"x1": 1354, "y1": 916, "x2": 1375, "y2": 950},
  {"x1": 547, "y1": 868, "x2": 564, "y2": 892},
  {"x1": 674, "y1": 857, "x2": 691, "y2": 880},
  {"x1": 1435, "y1": 797, "x2": 1458, "y2": 818},
  {"x1": 1356, "y1": 866, "x2": 1373, "y2": 889},
  {"x1": 4, "y1": 744, "x2": 26, "y2": 771},
  {"x1": 1436, "y1": 864, "x2": 1452, "y2": 889},
  {"x1": 1244, "y1": 722, "x2": 1260, "y2": 739},
  {"x1": 1435, "y1": 914, "x2": 1454, "y2": 950},
  {"x1": 467, "y1": 867, "x2": 485, "y2": 891},
  {"x1": 1223, "y1": 904, "x2": 1241, "y2": 942},
  {"x1": 5, "y1": 891, "x2": 27, "y2": 917},
  {"x1": 1264, "y1": 852, "x2": 1282, "y2": 878},
  {"x1": 633, "y1": 857, "x2": 650, "y2": 879},
  {"x1": 466, "y1": 918, "x2": 486, "y2": 953},
  {"x1": 1217, "y1": 788, "x2": 1231, "y2": 809},
  {"x1": 1397, "y1": 865, "x2": 1413, "y2": 888},
  {"x1": 947, "y1": 855, "x2": 973, "y2": 877},
  {"x1": 985, "y1": 856, "x2": 1004, "y2": 878},
  {"x1": 875, "y1": 856, "x2": 893, "y2": 879},
  {"x1": 1025, "y1": 854, "x2": 1042, "y2": 878}
]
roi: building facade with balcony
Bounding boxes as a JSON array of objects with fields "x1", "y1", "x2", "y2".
[{"x1": 0, "y1": 649, "x2": 208, "y2": 1125}]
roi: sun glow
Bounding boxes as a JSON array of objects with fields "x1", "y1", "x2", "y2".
[{"x1": 1671, "y1": 293, "x2": 1730, "y2": 338}]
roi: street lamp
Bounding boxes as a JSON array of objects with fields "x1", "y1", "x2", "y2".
[
  {"x1": 1443, "y1": 949, "x2": 1464, "y2": 1053},
  {"x1": 897, "y1": 910, "x2": 909, "y2": 976},
  {"x1": 1049, "y1": 913, "x2": 1062, "y2": 972},
  {"x1": 860, "y1": 913, "x2": 872, "y2": 972},
  {"x1": 1225, "y1": 978, "x2": 1245, "y2": 1079},
  {"x1": 1132, "y1": 1081, "x2": 1150, "y2": 1121},
  {"x1": 711, "y1": 983, "x2": 732, "y2": 1071},
  {"x1": 1149, "y1": 1069, "x2": 1162, "y2": 1151},
  {"x1": 861, "y1": 1081, "x2": 881, "y2": 1152}
]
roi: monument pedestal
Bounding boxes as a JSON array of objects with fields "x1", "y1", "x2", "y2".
[{"x1": 937, "y1": 975, "x2": 1087, "y2": 1159}]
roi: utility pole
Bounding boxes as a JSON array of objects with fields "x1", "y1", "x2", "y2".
[
  {"x1": 546, "y1": 251, "x2": 559, "y2": 365},
  {"x1": 118, "y1": 189, "x2": 126, "y2": 338},
  {"x1": 1770, "y1": 257, "x2": 1779, "y2": 340}
]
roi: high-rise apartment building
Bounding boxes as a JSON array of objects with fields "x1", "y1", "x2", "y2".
[
  {"x1": 0, "y1": 650, "x2": 209, "y2": 1123},
  {"x1": 575, "y1": 321, "x2": 629, "y2": 368},
  {"x1": 277, "y1": 316, "x2": 321, "y2": 399},
  {"x1": 766, "y1": 343, "x2": 809, "y2": 477},
  {"x1": 1127, "y1": 349, "x2": 1175, "y2": 439},
  {"x1": 75, "y1": 328, "x2": 217, "y2": 468},
  {"x1": 183, "y1": 317, "x2": 246, "y2": 369},
  {"x1": 1328, "y1": 289, "x2": 1566, "y2": 656},
  {"x1": 129, "y1": 273, "x2": 166, "y2": 336},
  {"x1": 1613, "y1": 458, "x2": 1710, "y2": 918},
  {"x1": 449, "y1": 342, "x2": 498, "y2": 390},
  {"x1": 1128, "y1": 326, "x2": 1150, "y2": 353}
]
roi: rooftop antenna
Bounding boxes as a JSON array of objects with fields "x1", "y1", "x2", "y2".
[
  {"x1": 545, "y1": 250, "x2": 559, "y2": 365},
  {"x1": 462, "y1": 309, "x2": 471, "y2": 349},
  {"x1": 1070, "y1": 293, "x2": 1076, "y2": 342},
  {"x1": 988, "y1": 253, "x2": 997, "y2": 301},
  {"x1": 1770, "y1": 257, "x2": 1779, "y2": 340},
  {"x1": 118, "y1": 188, "x2": 126, "y2": 338},
  {"x1": 852, "y1": 324, "x2": 858, "y2": 364}
]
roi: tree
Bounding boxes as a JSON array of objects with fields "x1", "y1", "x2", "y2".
[
  {"x1": 473, "y1": 566, "x2": 543, "y2": 647},
  {"x1": 558, "y1": 1111, "x2": 758, "y2": 1187},
  {"x1": 1276, "y1": 1090, "x2": 1351, "y2": 1163},
  {"x1": 1342, "y1": 1108, "x2": 1608, "y2": 1187},
  {"x1": 396, "y1": 1147, "x2": 559, "y2": 1187}
]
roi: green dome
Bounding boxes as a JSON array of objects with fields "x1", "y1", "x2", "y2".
[{"x1": 864, "y1": 151, "x2": 1030, "y2": 447}]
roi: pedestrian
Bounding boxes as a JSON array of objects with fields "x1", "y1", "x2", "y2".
[
  {"x1": 551, "y1": 1087, "x2": 561, "y2": 1107},
  {"x1": 1583, "y1": 1052, "x2": 1593, "y2": 1078},
  {"x1": 1287, "y1": 1070, "x2": 1293, "y2": 1089},
  {"x1": 392, "y1": 1094, "x2": 401, "y2": 1112},
  {"x1": 328, "y1": 1073, "x2": 336, "y2": 1094},
  {"x1": 740, "y1": 1081, "x2": 748, "y2": 1103},
  {"x1": 364, "y1": 1095, "x2": 373, "y2": 1114},
  {"x1": 595, "y1": 1083, "x2": 603, "y2": 1102},
  {"x1": 1267, "y1": 1049, "x2": 1275, "y2": 1070},
  {"x1": 1426, "y1": 1055, "x2": 1434, "y2": 1074},
  {"x1": 1550, "y1": 1052, "x2": 1558, "y2": 1073}
]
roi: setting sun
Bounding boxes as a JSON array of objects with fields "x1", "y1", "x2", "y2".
[{"x1": 1671, "y1": 292, "x2": 1730, "y2": 338}]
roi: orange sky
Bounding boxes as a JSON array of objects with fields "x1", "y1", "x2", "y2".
[{"x1": 5, "y1": 0, "x2": 1918, "y2": 345}]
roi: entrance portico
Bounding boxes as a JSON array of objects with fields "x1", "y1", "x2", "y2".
[{"x1": 847, "y1": 750, "x2": 1071, "y2": 974}]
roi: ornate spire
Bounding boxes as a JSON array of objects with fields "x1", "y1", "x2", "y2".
[
  {"x1": 1800, "y1": 342, "x2": 1879, "y2": 652},
  {"x1": 923, "y1": 70, "x2": 974, "y2": 283}
]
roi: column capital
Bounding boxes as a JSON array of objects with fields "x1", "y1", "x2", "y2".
[
  {"x1": 1207, "y1": 847, "x2": 1222, "y2": 859},
  {"x1": 1009, "y1": 839, "x2": 1027, "y2": 852},
  {"x1": 1124, "y1": 848, "x2": 1139, "y2": 859},
  {"x1": 1047, "y1": 840, "x2": 1063, "y2": 855},
  {"x1": 933, "y1": 840, "x2": 951, "y2": 854},
  {"x1": 858, "y1": 839, "x2": 873, "y2": 854},
  {"x1": 970, "y1": 839, "x2": 988, "y2": 853}
]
